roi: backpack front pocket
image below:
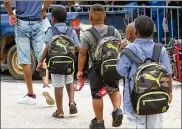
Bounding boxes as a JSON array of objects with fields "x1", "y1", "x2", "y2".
[
  {"x1": 47, "y1": 56, "x2": 74, "y2": 75},
  {"x1": 101, "y1": 59, "x2": 121, "y2": 80},
  {"x1": 136, "y1": 91, "x2": 169, "y2": 115}
]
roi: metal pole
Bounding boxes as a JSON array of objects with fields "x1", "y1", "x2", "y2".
[
  {"x1": 170, "y1": 9, "x2": 173, "y2": 38},
  {"x1": 177, "y1": 9, "x2": 180, "y2": 39},
  {"x1": 164, "y1": 8, "x2": 166, "y2": 45},
  {"x1": 157, "y1": 8, "x2": 160, "y2": 43}
]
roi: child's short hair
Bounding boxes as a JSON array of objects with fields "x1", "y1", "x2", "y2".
[
  {"x1": 134, "y1": 15, "x2": 154, "y2": 37},
  {"x1": 89, "y1": 4, "x2": 106, "y2": 24},
  {"x1": 51, "y1": 6, "x2": 67, "y2": 22}
]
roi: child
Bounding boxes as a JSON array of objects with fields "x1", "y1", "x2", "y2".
[
  {"x1": 77, "y1": 4, "x2": 123, "y2": 129},
  {"x1": 120, "y1": 22, "x2": 136, "y2": 50},
  {"x1": 36, "y1": 6, "x2": 79, "y2": 118},
  {"x1": 117, "y1": 15, "x2": 172, "y2": 128}
]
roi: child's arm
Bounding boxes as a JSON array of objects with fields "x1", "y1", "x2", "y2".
[
  {"x1": 39, "y1": 45, "x2": 48, "y2": 63},
  {"x1": 36, "y1": 45, "x2": 48, "y2": 71},
  {"x1": 72, "y1": 30, "x2": 80, "y2": 52},
  {"x1": 160, "y1": 47, "x2": 173, "y2": 103},
  {"x1": 168, "y1": 75, "x2": 173, "y2": 103}
]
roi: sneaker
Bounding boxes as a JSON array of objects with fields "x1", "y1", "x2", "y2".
[
  {"x1": 18, "y1": 94, "x2": 37, "y2": 105},
  {"x1": 89, "y1": 118, "x2": 105, "y2": 129},
  {"x1": 112, "y1": 108, "x2": 123, "y2": 127},
  {"x1": 42, "y1": 85, "x2": 55, "y2": 105}
]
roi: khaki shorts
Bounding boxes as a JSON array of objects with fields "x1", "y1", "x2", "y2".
[{"x1": 51, "y1": 74, "x2": 74, "y2": 87}]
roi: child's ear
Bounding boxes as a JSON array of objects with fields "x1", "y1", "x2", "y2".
[
  {"x1": 90, "y1": 15, "x2": 92, "y2": 22},
  {"x1": 52, "y1": 17, "x2": 55, "y2": 24}
]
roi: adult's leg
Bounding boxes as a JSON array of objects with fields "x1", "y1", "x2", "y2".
[
  {"x1": 15, "y1": 20, "x2": 33, "y2": 95},
  {"x1": 22, "y1": 64, "x2": 33, "y2": 95},
  {"x1": 31, "y1": 21, "x2": 54, "y2": 105},
  {"x1": 31, "y1": 21, "x2": 49, "y2": 85}
]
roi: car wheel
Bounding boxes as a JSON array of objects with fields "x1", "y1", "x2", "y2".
[{"x1": 7, "y1": 45, "x2": 37, "y2": 80}]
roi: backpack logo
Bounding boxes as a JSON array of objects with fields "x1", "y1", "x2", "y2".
[
  {"x1": 55, "y1": 41, "x2": 68, "y2": 53},
  {"x1": 67, "y1": 68, "x2": 72, "y2": 73},
  {"x1": 144, "y1": 72, "x2": 163, "y2": 87},
  {"x1": 162, "y1": 106, "x2": 167, "y2": 112},
  {"x1": 107, "y1": 43, "x2": 118, "y2": 52}
]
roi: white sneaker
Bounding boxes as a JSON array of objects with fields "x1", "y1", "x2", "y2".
[
  {"x1": 18, "y1": 95, "x2": 37, "y2": 105},
  {"x1": 42, "y1": 86, "x2": 55, "y2": 105}
]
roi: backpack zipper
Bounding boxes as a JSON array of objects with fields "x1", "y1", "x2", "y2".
[
  {"x1": 142, "y1": 98, "x2": 166, "y2": 105},
  {"x1": 47, "y1": 56, "x2": 74, "y2": 70},
  {"x1": 52, "y1": 61, "x2": 72, "y2": 64}
]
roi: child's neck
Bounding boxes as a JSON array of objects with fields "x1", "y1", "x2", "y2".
[{"x1": 93, "y1": 24, "x2": 105, "y2": 28}]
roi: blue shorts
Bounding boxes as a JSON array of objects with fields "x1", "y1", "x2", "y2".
[{"x1": 15, "y1": 19, "x2": 46, "y2": 65}]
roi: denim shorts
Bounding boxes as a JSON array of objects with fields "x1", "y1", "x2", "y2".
[{"x1": 15, "y1": 19, "x2": 46, "y2": 65}]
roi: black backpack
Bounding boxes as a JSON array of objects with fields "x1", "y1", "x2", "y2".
[
  {"x1": 46, "y1": 27, "x2": 76, "y2": 75},
  {"x1": 122, "y1": 43, "x2": 171, "y2": 115},
  {"x1": 87, "y1": 26, "x2": 122, "y2": 80}
]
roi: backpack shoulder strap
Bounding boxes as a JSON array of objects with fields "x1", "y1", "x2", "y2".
[
  {"x1": 51, "y1": 27, "x2": 59, "y2": 35},
  {"x1": 122, "y1": 48, "x2": 143, "y2": 64},
  {"x1": 152, "y1": 43, "x2": 163, "y2": 62},
  {"x1": 107, "y1": 26, "x2": 115, "y2": 36},
  {"x1": 65, "y1": 27, "x2": 73, "y2": 36},
  {"x1": 87, "y1": 27, "x2": 102, "y2": 42}
]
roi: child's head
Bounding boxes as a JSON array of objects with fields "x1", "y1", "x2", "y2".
[
  {"x1": 126, "y1": 22, "x2": 135, "y2": 43},
  {"x1": 89, "y1": 4, "x2": 106, "y2": 25},
  {"x1": 51, "y1": 6, "x2": 67, "y2": 24},
  {"x1": 134, "y1": 15, "x2": 154, "y2": 38}
]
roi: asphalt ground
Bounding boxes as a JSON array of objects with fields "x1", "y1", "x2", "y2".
[{"x1": 1, "y1": 71, "x2": 181, "y2": 128}]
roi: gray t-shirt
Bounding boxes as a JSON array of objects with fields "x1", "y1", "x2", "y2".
[{"x1": 80, "y1": 25, "x2": 121, "y2": 67}]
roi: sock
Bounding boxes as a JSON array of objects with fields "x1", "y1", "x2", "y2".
[
  {"x1": 27, "y1": 94, "x2": 36, "y2": 99},
  {"x1": 43, "y1": 84, "x2": 50, "y2": 88}
]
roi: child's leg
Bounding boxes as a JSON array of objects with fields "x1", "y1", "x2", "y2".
[
  {"x1": 66, "y1": 83, "x2": 74, "y2": 103},
  {"x1": 109, "y1": 91, "x2": 121, "y2": 111},
  {"x1": 54, "y1": 87, "x2": 64, "y2": 114},
  {"x1": 108, "y1": 80, "x2": 123, "y2": 127},
  {"x1": 51, "y1": 74, "x2": 65, "y2": 116},
  {"x1": 65, "y1": 74, "x2": 77, "y2": 114},
  {"x1": 147, "y1": 114, "x2": 163, "y2": 128},
  {"x1": 65, "y1": 74, "x2": 75, "y2": 103}
]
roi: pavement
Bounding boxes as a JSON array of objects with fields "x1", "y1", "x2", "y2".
[{"x1": 1, "y1": 73, "x2": 181, "y2": 128}]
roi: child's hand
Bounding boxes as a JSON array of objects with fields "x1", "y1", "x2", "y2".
[
  {"x1": 36, "y1": 62, "x2": 43, "y2": 72},
  {"x1": 77, "y1": 71, "x2": 83, "y2": 80},
  {"x1": 119, "y1": 40, "x2": 127, "y2": 52}
]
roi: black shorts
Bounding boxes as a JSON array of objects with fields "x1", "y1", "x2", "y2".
[{"x1": 88, "y1": 67, "x2": 119, "y2": 99}]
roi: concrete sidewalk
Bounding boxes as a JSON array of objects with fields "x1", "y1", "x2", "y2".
[{"x1": 1, "y1": 78, "x2": 181, "y2": 128}]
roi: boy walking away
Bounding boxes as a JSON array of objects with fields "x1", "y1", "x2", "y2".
[
  {"x1": 77, "y1": 4, "x2": 123, "y2": 129},
  {"x1": 37, "y1": 6, "x2": 79, "y2": 118},
  {"x1": 117, "y1": 15, "x2": 173, "y2": 128}
]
